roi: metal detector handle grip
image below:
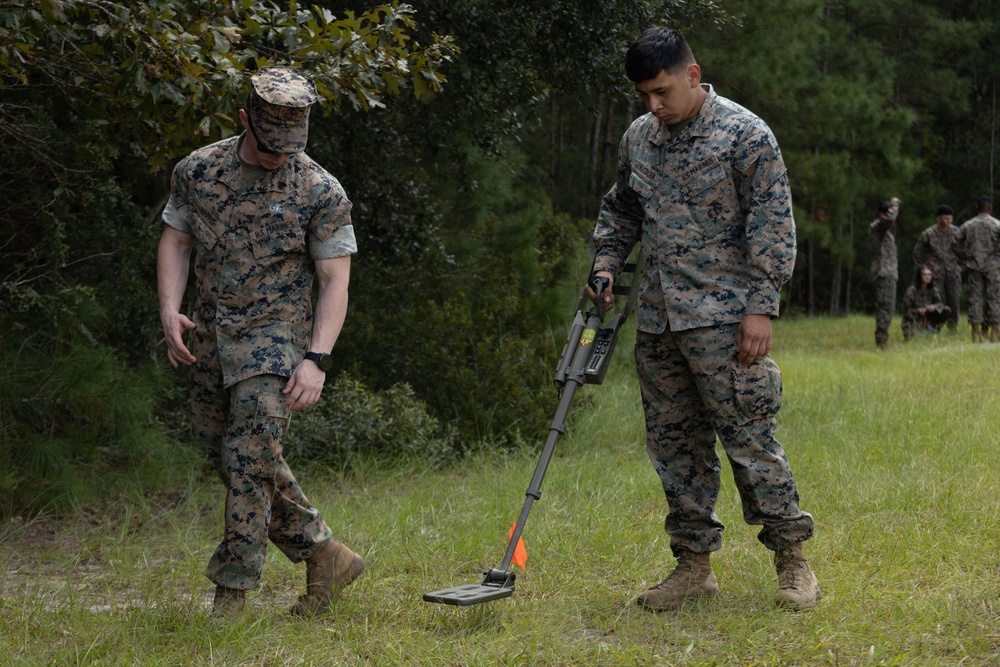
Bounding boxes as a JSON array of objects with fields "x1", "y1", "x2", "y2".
[{"x1": 588, "y1": 275, "x2": 611, "y2": 318}]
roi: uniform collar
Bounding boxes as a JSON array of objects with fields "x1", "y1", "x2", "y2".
[
  {"x1": 651, "y1": 84, "x2": 716, "y2": 146},
  {"x1": 216, "y1": 133, "x2": 294, "y2": 193}
]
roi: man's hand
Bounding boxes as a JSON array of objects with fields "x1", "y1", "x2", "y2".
[
  {"x1": 283, "y1": 360, "x2": 326, "y2": 411},
  {"x1": 736, "y1": 314, "x2": 772, "y2": 365},
  {"x1": 161, "y1": 312, "x2": 197, "y2": 368},
  {"x1": 585, "y1": 271, "x2": 615, "y2": 308},
  {"x1": 157, "y1": 225, "x2": 196, "y2": 368}
]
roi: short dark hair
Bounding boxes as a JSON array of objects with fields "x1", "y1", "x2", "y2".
[
  {"x1": 878, "y1": 201, "x2": 893, "y2": 214},
  {"x1": 625, "y1": 27, "x2": 695, "y2": 83},
  {"x1": 978, "y1": 195, "x2": 992, "y2": 212},
  {"x1": 936, "y1": 204, "x2": 953, "y2": 216}
]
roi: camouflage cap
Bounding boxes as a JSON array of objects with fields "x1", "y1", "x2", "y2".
[{"x1": 247, "y1": 66, "x2": 319, "y2": 154}]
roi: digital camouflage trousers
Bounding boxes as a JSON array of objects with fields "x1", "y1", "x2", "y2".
[
  {"x1": 964, "y1": 268, "x2": 1000, "y2": 325},
  {"x1": 635, "y1": 324, "x2": 814, "y2": 555},
  {"x1": 873, "y1": 276, "x2": 897, "y2": 345},
  {"x1": 191, "y1": 374, "x2": 332, "y2": 590},
  {"x1": 933, "y1": 269, "x2": 961, "y2": 329}
]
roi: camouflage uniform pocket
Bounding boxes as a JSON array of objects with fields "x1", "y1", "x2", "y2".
[
  {"x1": 629, "y1": 171, "x2": 655, "y2": 200},
  {"x1": 187, "y1": 209, "x2": 224, "y2": 251},
  {"x1": 244, "y1": 392, "x2": 291, "y2": 479},
  {"x1": 680, "y1": 161, "x2": 733, "y2": 238},
  {"x1": 731, "y1": 357, "x2": 783, "y2": 426},
  {"x1": 250, "y1": 209, "x2": 305, "y2": 259}
]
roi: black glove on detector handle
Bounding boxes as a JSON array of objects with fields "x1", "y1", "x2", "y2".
[{"x1": 588, "y1": 275, "x2": 610, "y2": 300}]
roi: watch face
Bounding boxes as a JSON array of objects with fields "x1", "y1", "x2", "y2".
[
  {"x1": 318, "y1": 354, "x2": 333, "y2": 372},
  {"x1": 307, "y1": 352, "x2": 333, "y2": 372}
]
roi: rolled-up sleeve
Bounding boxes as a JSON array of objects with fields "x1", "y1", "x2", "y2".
[{"x1": 161, "y1": 194, "x2": 192, "y2": 234}]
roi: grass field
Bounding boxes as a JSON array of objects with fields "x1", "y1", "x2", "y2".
[{"x1": 1, "y1": 315, "x2": 998, "y2": 666}]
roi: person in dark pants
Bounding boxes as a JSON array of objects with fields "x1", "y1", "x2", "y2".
[
  {"x1": 869, "y1": 197, "x2": 900, "y2": 349},
  {"x1": 901, "y1": 265, "x2": 951, "y2": 340},
  {"x1": 952, "y1": 196, "x2": 1000, "y2": 342},
  {"x1": 913, "y1": 205, "x2": 961, "y2": 332}
]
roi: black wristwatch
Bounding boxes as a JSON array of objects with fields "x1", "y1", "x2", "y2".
[{"x1": 304, "y1": 351, "x2": 333, "y2": 372}]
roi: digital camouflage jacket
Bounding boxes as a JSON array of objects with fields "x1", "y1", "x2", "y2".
[
  {"x1": 953, "y1": 212, "x2": 1000, "y2": 273},
  {"x1": 168, "y1": 135, "x2": 353, "y2": 388},
  {"x1": 592, "y1": 86, "x2": 796, "y2": 333}
]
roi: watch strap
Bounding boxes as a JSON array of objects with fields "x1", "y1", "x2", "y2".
[{"x1": 304, "y1": 351, "x2": 332, "y2": 371}]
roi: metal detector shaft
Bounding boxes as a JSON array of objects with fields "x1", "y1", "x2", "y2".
[
  {"x1": 423, "y1": 245, "x2": 643, "y2": 605},
  {"x1": 497, "y1": 289, "x2": 607, "y2": 572}
]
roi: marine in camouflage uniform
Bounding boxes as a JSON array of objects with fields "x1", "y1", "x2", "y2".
[
  {"x1": 157, "y1": 67, "x2": 363, "y2": 617},
  {"x1": 912, "y1": 205, "x2": 961, "y2": 331},
  {"x1": 952, "y1": 196, "x2": 1000, "y2": 341},
  {"x1": 901, "y1": 265, "x2": 950, "y2": 340},
  {"x1": 869, "y1": 199, "x2": 900, "y2": 349},
  {"x1": 590, "y1": 27, "x2": 817, "y2": 612}
]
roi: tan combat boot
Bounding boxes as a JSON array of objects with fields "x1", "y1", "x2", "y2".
[
  {"x1": 290, "y1": 538, "x2": 365, "y2": 616},
  {"x1": 774, "y1": 543, "x2": 821, "y2": 611},
  {"x1": 635, "y1": 549, "x2": 719, "y2": 611},
  {"x1": 972, "y1": 323, "x2": 982, "y2": 343},
  {"x1": 212, "y1": 586, "x2": 247, "y2": 619}
]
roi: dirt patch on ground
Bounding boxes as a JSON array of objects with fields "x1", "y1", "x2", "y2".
[
  {"x1": 0, "y1": 490, "x2": 311, "y2": 616},
  {"x1": 0, "y1": 492, "x2": 231, "y2": 614}
]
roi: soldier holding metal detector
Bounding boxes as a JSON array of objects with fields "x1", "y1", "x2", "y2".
[{"x1": 589, "y1": 27, "x2": 819, "y2": 612}]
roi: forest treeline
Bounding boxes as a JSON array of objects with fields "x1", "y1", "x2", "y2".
[{"x1": 1, "y1": 0, "x2": 997, "y2": 513}]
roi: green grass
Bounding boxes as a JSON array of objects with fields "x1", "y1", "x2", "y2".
[{"x1": 2, "y1": 315, "x2": 999, "y2": 666}]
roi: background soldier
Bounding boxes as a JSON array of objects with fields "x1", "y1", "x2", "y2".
[
  {"x1": 913, "y1": 205, "x2": 962, "y2": 332},
  {"x1": 157, "y1": 67, "x2": 363, "y2": 618},
  {"x1": 590, "y1": 27, "x2": 818, "y2": 613},
  {"x1": 869, "y1": 197, "x2": 900, "y2": 349},
  {"x1": 953, "y1": 195, "x2": 1000, "y2": 342},
  {"x1": 901, "y1": 265, "x2": 951, "y2": 340}
]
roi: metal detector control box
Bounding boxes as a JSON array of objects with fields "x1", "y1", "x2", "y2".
[
  {"x1": 583, "y1": 316, "x2": 621, "y2": 385},
  {"x1": 423, "y1": 242, "x2": 645, "y2": 607}
]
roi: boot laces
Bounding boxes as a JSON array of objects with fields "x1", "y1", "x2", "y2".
[
  {"x1": 777, "y1": 553, "x2": 806, "y2": 590},
  {"x1": 652, "y1": 555, "x2": 696, "y2": 590}
]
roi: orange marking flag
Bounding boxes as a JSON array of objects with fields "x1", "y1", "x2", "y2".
[{"x1": 507, "y1": 522, "x2": 528, "y2": 570}]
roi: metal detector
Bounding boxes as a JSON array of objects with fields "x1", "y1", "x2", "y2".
[{"x1": 423, "y1": 242, "x2": 646, "y2": 606}]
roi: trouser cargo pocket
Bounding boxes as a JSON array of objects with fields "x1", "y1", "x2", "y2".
[{"x1": 732, "y1": 357, "x2": 782, "y2": 426}]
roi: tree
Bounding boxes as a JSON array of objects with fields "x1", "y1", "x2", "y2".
[
  {"x1": 693, "y1": 0, "x2": 985, "y2": 315},
  {"x1": 0, "y1": 0, "x2": 456, "y2": 169}
]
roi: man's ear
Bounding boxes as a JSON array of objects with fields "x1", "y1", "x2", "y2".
[
  {"x1": 238, "y1": 108, "x2": 249, "y2": 129},
  {"x1": 686, "y1": 63, "x2": 702, "y2": 87}
]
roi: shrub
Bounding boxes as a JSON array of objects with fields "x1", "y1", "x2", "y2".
[
  {"x1": 0, "y1": 336, "x2": 171, "y2": 516},
  {"x1": 285, "y1": 372, "x2": 457, "y2": 469}
]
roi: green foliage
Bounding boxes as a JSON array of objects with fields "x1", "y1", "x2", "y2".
[
  {"x1": 316, "y1": 134, "x2": 592, "y2": 446},
  {"x1": 0, "y1": 0, "x2": 457, "y2": 169},
  {"x1": 335, "y1": 270, "x2": 559, "y2": 449},
  {"x1": 0, "y1": 339, "x2": 168, "y2": 516},
  {"x1": 285, "y1": 372, "x2": 456, "y2": 468},
  {"x1": 696, "y1": 0, "x2": 995, "y2": 314}
]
